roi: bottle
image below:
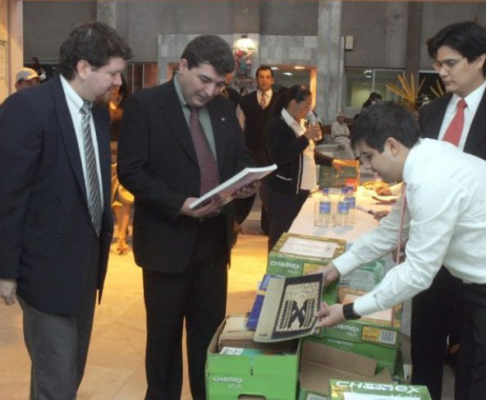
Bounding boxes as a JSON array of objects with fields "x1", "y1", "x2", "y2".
[
  {"x1": 306, "y1": 111, "x2": 318, "y2": 126},
  {"x1": 336, "y1": 186, "x2": 349, "y2": 227},
  {"x1": 314, "y1": 188, "x2": 331, "y2": 227},
  {"x1": 345, "y1": 185, "x2": 356, "y2": 226}
]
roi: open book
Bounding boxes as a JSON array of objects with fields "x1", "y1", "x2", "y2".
[
  {"x1": 189, "y1": 164, "x2": 277, "y2": 210},
  {"x1": 254, "y1": 274, "x2": 324, "y2": 343}
]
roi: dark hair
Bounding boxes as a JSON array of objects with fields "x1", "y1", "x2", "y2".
[
  {"x1": 256, "y1": 65, "x2": 274, "y2": 79},
  {"x1": 369, "y1": 92, "x2": 382, "y2": 101},
  {"x1": 273, "y1": 85, "x2": 311, "y2": 115},
  {"x1": 351, "y1": 102, "x2": 421, "y2": 152},
  {"x1": 59, "y1": 22, "x2": 132, "y2": 80},
  {"x1": 181, "y1": 35, "x2": 235, "y2": 75},
  {"x1": 427, "y1": 21, "x2": 486, "y2": 76}
]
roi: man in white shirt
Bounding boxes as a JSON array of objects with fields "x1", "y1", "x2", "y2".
[
  {"x1": 316, "y1": 102, "x2": 486, "y2": 400},
  {"x1": 414, "y1": 21, "x2": 486, "y2": 400}
]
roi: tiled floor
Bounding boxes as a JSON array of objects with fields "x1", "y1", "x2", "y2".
[{"x1": 0, "y1": 214, "x2": 454, "y2": 399}]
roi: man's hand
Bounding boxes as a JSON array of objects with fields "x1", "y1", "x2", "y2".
[
  {"x1": 315, "y1": 302, "x2": 345, "y2": 328},
  {"x1": 373, "y1": 210, "x2": 390, "y2": 221},
  {"x1": 233, "y1": 181, "x2": 260, "y2": 199},
  {"x1": 304, "y1": 124, "x2": 322, "y2": 142},
  {"x1": 309, "y1": 263, "x2": 340, "y2": 286},
  {"x1": 0, "y1": 279, "x2": 18, "y2": 306},
  {"x1": 180, "y1": 197, "x2": 223, "y2": 219}
]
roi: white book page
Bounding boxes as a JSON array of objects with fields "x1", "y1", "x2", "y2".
[{"x1": 280, "y1": 237, "x2": 338, "y2": 258}]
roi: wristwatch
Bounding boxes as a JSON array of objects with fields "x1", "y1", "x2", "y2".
[{"x1": 343, "y1": 303, "x2": 361, "y2": 320}]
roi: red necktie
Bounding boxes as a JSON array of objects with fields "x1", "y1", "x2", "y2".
[
  {"x1": 396, "y1": 183, "x2": 407, "y2": 265},
  {"x1": 188, "y1": 107, "x2": 220, "y2": 195},
  {"x1": 260, "y1": 92, "x2": 267, "y2": 109},
  {"x1": 442, "y1": 99, "x2": 467, "y2": 146}
]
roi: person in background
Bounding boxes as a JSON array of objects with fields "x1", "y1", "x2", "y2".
[
  {"x1": 31, "y1": 57, "x2": 47, "y2": 81},
  {"x1": 361, "y1": 91, "x2": 382, "y2": 113},
  {"x1": 331, "y1": 112, "x2": 358, "y2": 160},
  {"x1": 108, "y1": 76, "x2": 133, "y2": 255},
  {"x1": 236, "y1": 65, "x2": 277, "y2": 235},
  {"x1": 220, "y1": 72, "x2": 241, "y2": 109},
  {"x1": 14, "y1": 67, "x2": 41, "y2": 91},
  {"x1": 412, "y1": 20, "x2": 486, "y2": 400},
  {"x1": 316, "y1": 101, "x2": 486, "y2": 400},
  {"x1": 260, "y1": 85, "x2": 347, "y2": 251},
  {"x1": 0, "y1": 21, "x2": 132, "y2": 399},
  {"x1": 117, "y1": 34, "x2": 255, "y2": 400}
]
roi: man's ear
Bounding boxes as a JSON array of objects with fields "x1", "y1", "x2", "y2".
[
  {"x1": 76, "y1": 60, "x2": 91, "y2": 80},
  {"x1": 179, "y1": 59, "x2": 188, "y2": 74},
  {"x1": 386, "y1": 137, "x2": 401, "y2": 157}
]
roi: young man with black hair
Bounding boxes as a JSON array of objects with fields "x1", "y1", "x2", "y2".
[
  {"x1": 316, "y1": 101, "x2": 486, "y2": 400},
  {"x1": 118, "y1": 35, "x2": 255, "y2": 400},
  {"x1": 412, "y1": 20, "x2": 486, "y2": 400},
  {"x1": 0, "y1": 22, "x2": 132, "y2": 399}
]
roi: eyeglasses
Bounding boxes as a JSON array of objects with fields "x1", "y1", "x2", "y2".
[{"x1": 432, "y1": 57, "x2": 465, "y2": 72}]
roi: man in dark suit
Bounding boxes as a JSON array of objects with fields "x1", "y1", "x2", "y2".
[
  {"x1": 0, "y1": 22, "x2": 131, "y2": 400},
  {"x1": 117, "y1": 35, "x2": 255, "y2": 400},
  {"x1": 235, "y1": 65, "x2": 277, "y2": 235},
  {"x1": 412, "y1": 21, "x2": 486, "y2": 400}
]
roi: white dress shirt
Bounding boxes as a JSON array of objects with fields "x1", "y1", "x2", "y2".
[
  {"x1": 333, "y1": 138, "x2": 486, "y2": 316},
  {"x1": 281, "y1": 108, "x2": 317, "y2": 190},
  {"x1": 437, "y1": 80, "x2": 486, "y2": 150},
  {"x1": 60, "y1": 76, "x2": 104, "y2": 204}
]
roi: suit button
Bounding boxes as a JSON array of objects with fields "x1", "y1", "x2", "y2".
[
  {"x1": 55, "y1": 232, "x2": 62, "y2": 238},
  {"x1": 54, "y1": 198, "x2": 61, "y2": 204}
]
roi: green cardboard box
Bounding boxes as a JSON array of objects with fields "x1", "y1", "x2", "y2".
[
  {"x1": 206, "y1": 319, "x2": 300, "y2": 400},
  {"x1": 338, "y1": 259, "x2": 386, "y2": 293},
  {"x1": 329, "y1": 380, "x2": 432, "y2": 399},
  {"x1": 266, "y1": 233, "x2": 346, "y2": 304}
]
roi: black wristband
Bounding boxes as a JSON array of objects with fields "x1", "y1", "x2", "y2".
[{"x1": 343, "y1": 303, "x2": 361, "y2": 320}]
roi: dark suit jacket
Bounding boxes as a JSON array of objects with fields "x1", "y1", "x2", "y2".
[
  {"x1": 419, "y1": 91, "x2": 486, "y2": 159},
  {"x1": 0, "y1": 76, "x2": 113, "y2": 315},
  {"x1": 117, "y1": 79, "x2": 252, "y2": 273}
]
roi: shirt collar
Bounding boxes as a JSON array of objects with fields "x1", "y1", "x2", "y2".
[
  {"x1": 60, "y1": 75, "x2": 84, "y2": 114},
  {"x1": 402, "y1": 138, "x2": 425, "y2": 184},
  {"x1": 450, "y1": 80, "x2": 486, "y2": 114},
  {"x1": 281, "y1": 108, "x2": 305, "y2": 132},
  {"x1": 173, "y1": 73, "x2": 189, "y2": 109},
  {"x1": 257, "y1": 88, "x2": 273, "y2": 98}
]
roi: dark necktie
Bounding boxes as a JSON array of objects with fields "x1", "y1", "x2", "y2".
[
  {"x1": 442, "y1": 99, "x2": 467, "y2": 146},
  {"x1": 188, "y1": 107, "x2": 220, "y2": 195},
  {"x1": 80, "y1": 102, "x2": 103, "y2": 235}
]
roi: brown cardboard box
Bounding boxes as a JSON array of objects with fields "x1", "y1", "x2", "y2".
[{"x1": 299, "y1": 340, "x2": 392, "y2": 397}]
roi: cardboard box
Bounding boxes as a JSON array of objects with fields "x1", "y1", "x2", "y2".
[
  {"x1": 299, "y1": 340, "x2": 392, "y2": 399},
  {"x1": 328, "y1": 379, "x2": 432, "y2": 399},
  {"x1": 338, "y1": 259, "x2": 386, "y2": 293},
  {"x1": 206, "y1": 319, "x2": 300, "y2": 400},
  {"x1": 267, "y1": 233, "x2": 346, "y2": 305}
]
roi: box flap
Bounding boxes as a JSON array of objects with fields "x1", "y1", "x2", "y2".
[{"x1": 300, "y1": 341, "x2": 392, "y2": 395}]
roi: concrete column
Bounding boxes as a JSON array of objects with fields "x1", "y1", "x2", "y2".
[
  {"x1": 0, "y1": 0, "x2": 23, "y2": 101},
  {"x1": 97, "y1": 1, "x2": 116, "y2": 28},
  {"x1": 405, "y1": 2, "x2": 423, "y2": 78},
  {"x1": 316, "y1": 1, "x2": 343, "y2": 124}
]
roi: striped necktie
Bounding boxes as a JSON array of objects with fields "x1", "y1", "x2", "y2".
[
  {"x1": 188, "y1": 106, "x2": 220, "y2": 195},
  {"x1": 260, "y1": 91, "x2": 267, "y2": 109},
  {"x1": 442, "y1": 99, "x2": 467, "y2": 146},
  {"x1": 80, "y1": 102, "x2": 103, "y2": 236}
]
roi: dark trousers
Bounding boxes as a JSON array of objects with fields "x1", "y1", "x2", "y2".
[
  {"x1": 259, "y1": 183, "x2": 309, "y2": 252},
  {"x1": 249, "y1": 148, "x2": 271, "y2": 235},
  {"x1": 20, "y1": 240, "x2": 99, "y2": 400},
  {"x1": 143, "y1": 216, "x2": 228, "y2": 400},
  {"x1": 455, "y1": 283, "x2": 486, "y2": 400},
  {"x1": 411, "y1": 267, "x2": 464, "y2": 400}
]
